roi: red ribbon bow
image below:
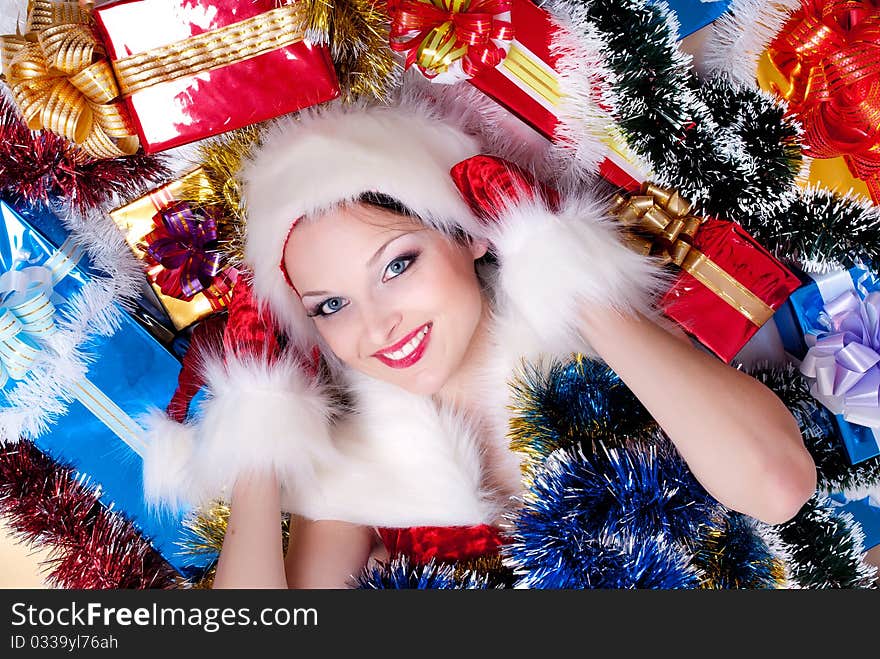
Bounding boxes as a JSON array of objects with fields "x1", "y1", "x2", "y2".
[
  {"x1": 389, "y1": 0, "x2": 514, "y2": 79},
  {"x1": 769, "y1": 0, "x2": 880, "y2": 202}
]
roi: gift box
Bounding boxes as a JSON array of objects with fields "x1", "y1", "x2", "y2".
[
  {"x1": 650, "y1": 0, "x2": 734, "y2": 40},
  {"x1": 0, "y1": 200, "x2": 209, "y2": 577},
  {"x1": 659, "y1": 218, "x2": 803, "y2": 363},
  {"x1": 465, "y1": 0, "x2": 560, "y2": 140},
  {"x1": 2, "y1": 196, "x2": 180, "y2": 349},
  {"x1": 831, "y1": 493, "x2": 880, "y2": 551},
  {"x1": 776, "y1": 267, "x2": 880, "y2": 464},
  {"x1": 92, "y1": 0, "x2": 340, "y2": 153},
  {"x1": 604, "y1": 159, "x2": 801, "y2": 363},
  {"x1": 389, "y1": 0, "x2": 564, "y2": 140},
  {"x1": 755, "y1": 0, "x2": 880, "y2": 205},
  {"x1": 1, "y1": 0, "x2": 339, "y2": 158},
  {"x1": 110, "y1": 168, "x2": 238, "y2": 331}
]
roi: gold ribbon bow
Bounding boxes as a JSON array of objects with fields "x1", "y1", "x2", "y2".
[
  {"x1": 611, "y1": 183, "x2": 776, "y2": 327},
  {"x1": 0, "y1": 0, "x2": 139, "y2": 158}
]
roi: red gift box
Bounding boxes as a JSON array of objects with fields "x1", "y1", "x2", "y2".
[
  {"x1": 467, "y1": 0, "x2": 560, "y2": 140},
  {"x1": 93, "y1": 0, "x2": 340, "y2": 154},
  {"x1": 389, "y1": 0, "x2": 563, "y2": 140},
  {"x1": 659, "y1": 219, "x2": 802, "y2": 362},
  {"x1": 603, "y1": 159, "x2": 801, "y2": 363}
]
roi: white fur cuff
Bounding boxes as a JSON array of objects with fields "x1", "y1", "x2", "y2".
[
  {"x1": 490, "y1": 198, "x2": 665, "y2": 358},
  {"x1": 141, "y1": 353, "x2": 337, "y2": 513}
]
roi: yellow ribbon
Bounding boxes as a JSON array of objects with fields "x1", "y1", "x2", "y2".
[
  {"x1": 611, "y1": 184, "x2": 776, "y2": 327},
  {"x1": 500, "y1": 42, "x2": 561, "y2": 108},
  {"x1": 110, "y1": 4, "x2": 307, "y2": 97},
  {"x1": 1, "y1": 0, "x2": 139, "y2": 159}
]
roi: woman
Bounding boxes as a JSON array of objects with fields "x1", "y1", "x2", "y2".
[{"x1": 143, "y1": 98, "x2": 816, "y2": 589}]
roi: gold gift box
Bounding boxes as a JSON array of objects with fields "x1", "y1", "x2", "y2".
[{"x1": 110, "y1": 169, "x2": 225, "y2": 331}]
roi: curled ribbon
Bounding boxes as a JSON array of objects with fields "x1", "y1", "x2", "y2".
[
  {"x1": 767, "y1": 0, "x2": 880, "y2": 203},
  {"x1": 389, "y1": 0, "x2": 514, "y2": 82},
  {"x1": 0, "y1": 265, "x2": 59, "y2": 387},
  {"x1": 0, "y1": 0, "x2": 139, "y2": 159},
  {"x1": 610, "y1": 183, "x2": 776, "y2": 327},
  {"x1": 138, "y1": 201, "x2": 236, "y2": 310},
  {"x1": 800, "y1": 274, "x2": 880, "y2": 428},
  {"x1": 0, "y1": 252, "x2": 148, "y2": 455}
]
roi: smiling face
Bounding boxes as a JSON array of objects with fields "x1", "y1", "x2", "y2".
[{"x1": 283, "y1": 202, "x2": 489, "y2": 396}]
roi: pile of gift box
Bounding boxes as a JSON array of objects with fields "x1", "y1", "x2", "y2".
[{"x1": 1, "y1": 0, "x2": 877, "y2": 578}]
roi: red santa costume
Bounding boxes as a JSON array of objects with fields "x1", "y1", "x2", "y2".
[{"x1": 141, "y1": 94, "x2": 664, "y2": 570}]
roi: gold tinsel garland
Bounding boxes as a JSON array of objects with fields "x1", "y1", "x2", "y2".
[{"x1": 330, "y1": 0, "x2": 401, "y2": 104}]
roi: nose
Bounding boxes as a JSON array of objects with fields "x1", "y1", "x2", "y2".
[{"x1": 362, "y1": 302, "x2": 403, "y2": 351}]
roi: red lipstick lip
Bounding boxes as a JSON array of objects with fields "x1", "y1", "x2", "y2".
[
  {"x1": 373, "y1": 322, "x2": 431, "y2": 357},
  {"x1": 373, "y1": 323, "x2": 432, "y2": 369}
]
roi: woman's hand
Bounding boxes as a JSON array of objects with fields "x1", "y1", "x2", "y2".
[{"x1": 578, "y1": 306, "x2": 816, "y2": 525}]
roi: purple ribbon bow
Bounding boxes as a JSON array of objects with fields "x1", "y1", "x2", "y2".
[
  {"x1": 140, "y1": 201, "x2": 223, "y2": 301},
  {"x1": 800, "y1": 274, "x2": 880, "y2": 428}
]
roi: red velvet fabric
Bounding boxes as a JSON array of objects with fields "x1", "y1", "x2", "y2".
[
  {"x1": 450, "y1": 154, "x2": 559, "y2": 222},
  {"x1": 378, "y1": 524, "x2": 505, "y2": 563},
  {"x1": 165, "y1": 313, "x2": 225, "y2": 423}
]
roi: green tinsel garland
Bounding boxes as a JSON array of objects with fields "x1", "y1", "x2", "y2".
[
  {"x1": 776, "y1": 495, "x2": 877, "y2": 589},
  {"x1": 564, "y1": 0, "x2": 880, "y2": 271}
]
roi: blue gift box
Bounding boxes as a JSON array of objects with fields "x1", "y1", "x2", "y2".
[
  {"x1": 2, "y1": 197, "x2": 182, "y2": 354},
  {"x1": 831, "y1": 494, "x2": 880, "y2": 551},
  {"x1": 650, "y1": 0, "x2": 733, "y2": 39},
  {"x1": 0, "y1": 201, "x2": 211, "y2": 578},
  {"x1": 774, "y1": 267, "x2": 880, "y2": 465}
]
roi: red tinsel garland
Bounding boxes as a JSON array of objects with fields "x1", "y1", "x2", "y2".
[
  {"x1": 0, "y1": 440, "x2": 180, "y2": 589},
  {"x1": 0, "y1": 95, "x2": 171, "y2": 213}
]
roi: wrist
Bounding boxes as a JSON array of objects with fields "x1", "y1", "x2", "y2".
[
  {"x1": 578, "y1": 305, "x2": 641, "y2": 344},
  {"x1": 231, "y1": 469, "x2": 281, "y2": 502}
]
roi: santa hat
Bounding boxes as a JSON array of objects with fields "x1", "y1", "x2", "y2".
[{"x1": 142, "y1": 96, "x2": 663, "y2": 514}]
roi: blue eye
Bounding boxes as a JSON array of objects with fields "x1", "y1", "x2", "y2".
[
  {"x1": 309, "y1": 297, "x2": 348, "y2": 318},
  {"x1": 384, "y1": 252, "x2": 418, "y2": 282}
]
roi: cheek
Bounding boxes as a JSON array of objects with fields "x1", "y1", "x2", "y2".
[{"x1": 313, "y1": 319, "x2": 361, "y2": 365}]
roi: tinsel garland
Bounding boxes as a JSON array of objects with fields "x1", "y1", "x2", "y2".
[
  {"x1": 505, "y1": 443, "x2": 714, "y2": 588},
  {"x1": 690, "y1": 514, "x2": 787, "y2": 589},
  {"x1": 775, "y1": 494, "x2": 878, "y2": 589},
  {"x1": 0, "y1": 95, "x2": 171, "y2": 214},
  {"x1": 753, "y1": 190, "x2": 880, "y2": 273},
  {"x1": 356, "y1": 555, "x2": 495, "y2": 589},
  {"x1": 566, "y1": 0, "x2": 880, "y2": 272},
  {"x1": 0, "y1": 440, "x2": 179, "y2": 589},
  {"x1": 503, "y1": 357, "x2": 874, "y2": 588},
  {"x1": 326, "y1": 0, "x2": 401, "y2": 103},
  {"x1": 570, "y1": 0, "x2": 800, "y2": 214},
  {"x1": 507, "y1": 356, "x2": 655, "y2": 477}
]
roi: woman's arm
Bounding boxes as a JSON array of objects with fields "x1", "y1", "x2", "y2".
[
  {"x1": 579, "y1": 307, "x2": 816, "y2": 525},
  {"x1": 213, "y1": 469, "x2": 287, "y2": 589},
  {"x1": 212, "y1": 471, "x2": 376, "y2": 589},
  {"x1": 213, "y1": 473, "x2": 374, "y2": 588},
  {"x1": 284, "y1": 516, "x2": 376, "y2": 589}
]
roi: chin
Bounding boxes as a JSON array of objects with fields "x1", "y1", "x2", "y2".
[{"x1": 391, "y1": 370, "x2": 447, "y2": 396}]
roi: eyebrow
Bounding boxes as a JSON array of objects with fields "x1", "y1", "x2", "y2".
[{"x1": 298, "y1": 232, "x2": 408, "y2": 298}]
